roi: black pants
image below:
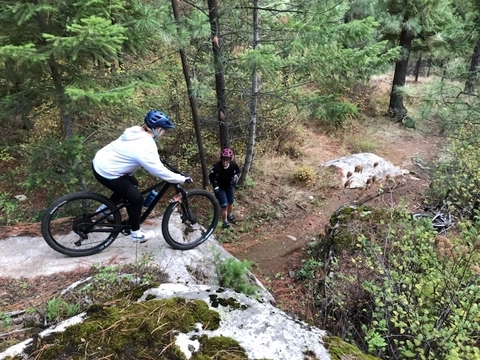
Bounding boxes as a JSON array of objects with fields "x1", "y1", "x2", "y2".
[{"x1": 92, "y1": 164, "x2": 143, "y2": 231}]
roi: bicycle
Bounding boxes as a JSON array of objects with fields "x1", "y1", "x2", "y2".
[
  {"x1": 41, "y1": 161, "x2": 220, "y2": 257},
  {"x1": 412, "y1": 202, "x2": 456, "y2": 235}
]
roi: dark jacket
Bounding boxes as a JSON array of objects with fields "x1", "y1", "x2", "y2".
[{"x1": 209, "y1": 160, "x2": 241, "y2": 189}]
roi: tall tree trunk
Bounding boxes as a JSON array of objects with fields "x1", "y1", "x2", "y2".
[
  {"x1": 207, "y1": 0, "x2": 229, "y2": 149},
  {"x1": 48, "y1": 58, "x2": 74, "y2": 138},
  {"x1": 171, "y1": 0, "x2": 209, "y2": 188},
  {"x1": 414, "y1": 53, "x2": 422, "y2": 82},
  {"x1": 388, "y1": 27, "x2": 413, "y2": 122},
  {"x1": 465, "y1": 36, "x2": 480, "y2": 94},
  {"x1": 34, "y1": 2, "x2": 74, "y2": 138},
  {"x1": 238, "y1": 0, "x2": 259, "y2": 186}
]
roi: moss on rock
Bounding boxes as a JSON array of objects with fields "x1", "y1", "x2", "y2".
[
  {"x1": 324, "y1": 336, "x2": 380, "y2": 360},
  {"x1": 313, "y1": 204, "x2": 413, "y2": 259},
  {"x1": 24, "y1": 297, "x2": 229, "y2": 360},
  {"x1": 191, "y1": 335, "x2": 247, "y2": 359}
]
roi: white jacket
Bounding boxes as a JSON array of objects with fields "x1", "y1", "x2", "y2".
[{"x1": 93, "y1": 126, "x2": 187, "y2": 183}]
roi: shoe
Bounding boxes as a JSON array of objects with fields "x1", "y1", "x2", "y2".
[
  {"x1": 130, "y1": 229, "x2": 157, "y2": 243},
  {"x1": 227, "y1": 214, "x2": 237, "y2": 225},
  {"x1": 96, "y1": 204, "x2": 114, "y2": 221},
  {"x1": 222, "y1": 221, "x2": 230, "y2": 229}
]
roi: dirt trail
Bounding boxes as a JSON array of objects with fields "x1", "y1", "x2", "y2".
[{"x1": 226, "y1": 123, "x2": 441, "y2": 283}]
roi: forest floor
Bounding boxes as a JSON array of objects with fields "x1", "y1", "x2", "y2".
[{"x1": 0, "y1": 75, "x2": 445, "y2": 347}]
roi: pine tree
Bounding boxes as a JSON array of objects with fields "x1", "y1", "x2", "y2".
[
  {"x1": 0, "y1": 0, "x2": 175, "y2": 138},
  {"x1": 374, "y1": 0, "x2": 463, "y2": 122}
]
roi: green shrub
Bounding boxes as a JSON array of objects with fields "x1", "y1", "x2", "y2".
[
  {"x1": 301, "y1": 204, "x2": 480, "y2": 359},
  {"x1": 360, "y1": 219, "x2": 480, "y2": 359},
  {"x1": 21, "y1": 135, "x2": 97, "y2": 202},
  {"x1": 215, "y1": 256, "x2": 259, "y2": 296},
  {"x1": 293, "y1": 165, "x2": 315, "y2": 184},
  {"x1": 429, "y1": 122, "x2": 480, "y2": 213}
]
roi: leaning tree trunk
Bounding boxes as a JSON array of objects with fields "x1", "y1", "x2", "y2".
[
  {"x1": 238, "y1": 0, "x2": 259, "y2": 186},
  {"x1": 465, "y1": 36, "x2": 480, "y2": 94},
  {"x1": 207, "y1": 0, "x2": 229, "y2": 149},
  {"x1": 171, "y1": 0, "x2": 209, "y2": 188},
  {"x1": 388, "y1": 27, "x2": 414, "y2": 122}
]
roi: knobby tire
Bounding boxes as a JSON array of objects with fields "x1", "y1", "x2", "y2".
[
  {"x1": 41, "y1": 191, "x2": 122, "y2": 257},
  {"x1": 162, "y1": 189, "x2": 219, "y2": 250}
]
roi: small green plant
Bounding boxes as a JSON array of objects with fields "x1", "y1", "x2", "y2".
[
  {"x1": 93, "y1": 264, "x2": 120, "y2": 285},
  {"x1": 297, "y1": 258, "x2": 323, "y2": 280},
  {"x1": 0, "y1": 148, "x2": 14, "y2": 162},
  {"x1": 242, "y1": 177, "x2": 256, "y2": 189},
  {"x1": 0, "y1": 312, "x2": 12, "y2": 329},
  {"x1": 214, "y1": 254, "x2": 259, "y2": 296},
  {"x1": 0, "y1": 192, "x2": 23, "y2": 225},
  {"x1": 292, "y1": 165, "x2": 315, "y2": 184},
  {"x1": 46, "y1": 297, "x2": 80, "y2": 322},
  {"x1": 81, "y1": 257, "x2": 163, "y2": 302}
]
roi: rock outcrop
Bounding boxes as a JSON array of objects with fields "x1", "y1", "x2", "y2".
[
  {"x1": 0, "y1": 218, "x2": 375, "y2": 359},
  {"x1": 323, "y1": 152, "x2": 405, "y2": 189}
]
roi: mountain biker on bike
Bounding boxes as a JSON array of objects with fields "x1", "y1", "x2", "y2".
[
  {"x1": 92, "y1": 110, "x2": 191, "y2": 243},
  {"x1": 209, "y1": 148, "x2": 241, "y2": 229}
]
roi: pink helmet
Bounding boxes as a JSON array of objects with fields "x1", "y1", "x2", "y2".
[{"x1": 221, "y1": 148, "x2": 234, "y2": 159}]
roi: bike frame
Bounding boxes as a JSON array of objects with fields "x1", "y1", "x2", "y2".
[
  {"x1": 139, "y1": 181, "x2": 188, "y2": 224},
  {"x1": 91, "y1": 158, "x2": 194, "y2": 233},
  {"x1": 91, "y1": 180, "x2": 191, "y2": 235}
]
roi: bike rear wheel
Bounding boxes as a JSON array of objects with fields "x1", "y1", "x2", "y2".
[
  {"x1": 41, "y1": 191, "x2": 122, "y2": 257},
  {"x1": 162, "y1": 189, "x2": 219, "y2": 250}
]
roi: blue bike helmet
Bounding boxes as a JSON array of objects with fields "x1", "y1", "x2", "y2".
[{"x1": 144, "y1": 110, "x2": 176, "y2": 130}]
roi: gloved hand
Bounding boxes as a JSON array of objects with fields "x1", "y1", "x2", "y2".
[
  {"x1": 213, "y1": 186, "x2": 220, "y2": 194},
  {"x1": 184, "y1": 177, "x2": 193, "y2": 183},
  {"x1": 233, "y1": 175, "x2": 239, "y2": 184}
]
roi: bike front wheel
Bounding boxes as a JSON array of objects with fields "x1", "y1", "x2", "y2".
[
  {"x1": 162, "y1": 189, "x2": 219, "y2": 250},
  {"x1": 41, "y1": 191, "x2": 122, "y2": 257}
]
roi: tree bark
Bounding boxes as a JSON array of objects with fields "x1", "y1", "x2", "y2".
[
  {"x1": 48, "y1": 58, "x2": 74, "y2": 138},
  {"x1": 465, "y1": 36, "x2": 480, "y2": 94},
  {"x1": 414, "y1": 53, "x2": 422, "y2": 82},
  {"x1": 238, "y1": 0, "x2": 259, "y2": 186},
  {"x1": 171, "y1": 0, "x2": 209, "y2": 188},
  {"x1": 33, "y1": 1, "x2": 74, "y2": 138},
  {"x1": 388, "y1": 27, "x2": 413, "y2": 122},
  {"x1": 207, "y1": 0, "x2": 229, "y2": 149}
]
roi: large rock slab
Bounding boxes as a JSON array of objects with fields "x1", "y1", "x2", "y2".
[
  {"x1": 0, "y1": 217, "x2": 376, "y2": 359},
  {"x1": 323, "y1": 153, "x2": 404, "y2": 189},
  {"x1": 0, "y1": 284, "x2": 331, "y2": 360}
]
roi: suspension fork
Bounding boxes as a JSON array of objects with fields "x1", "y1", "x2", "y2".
[{"x1": 172, "y1": 185, "x2": 196, "y2": 224}]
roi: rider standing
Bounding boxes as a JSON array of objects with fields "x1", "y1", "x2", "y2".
[
  {"x1": 209, "y1": 148, "x2": 241, "y2": 229},
  {"x1": 92, "y1": 110, "x2": 190, "y2": 243}
]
